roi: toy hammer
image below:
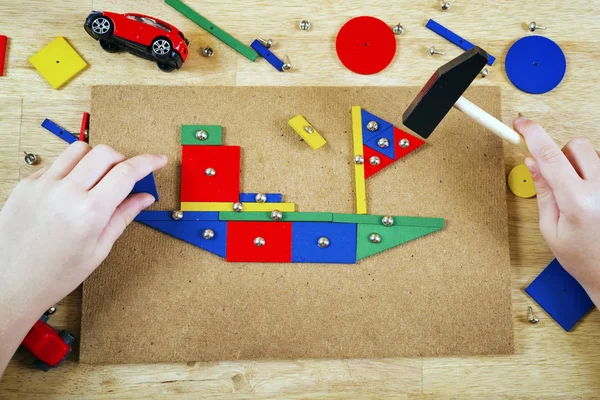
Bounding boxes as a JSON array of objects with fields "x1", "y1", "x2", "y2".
[{"x1": 403, "y1": 46, "x2": 526, "y2": 151}]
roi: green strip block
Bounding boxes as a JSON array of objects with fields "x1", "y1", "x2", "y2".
[
  {"x1": 356, "y1": 224, "x2": 444, "y2": 260},
  {"x1": 165, "y1": 0, "x2": 258, "y2": 62},
  {"x1": 333, "y1": 213, "x2": 445, "y2": 228},
  {"x1": 219, "y1": 212, "x2": 333, "y2": 222},
  {"x1": 181, "y1": 125, "x2": 222, "y2": 145}
]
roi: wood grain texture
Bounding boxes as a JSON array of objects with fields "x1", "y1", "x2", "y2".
[{"x1": 0, "y1": 0, "x2": 599, "y2": 398}]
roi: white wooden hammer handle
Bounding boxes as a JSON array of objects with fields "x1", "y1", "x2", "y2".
[{"x1": 454, "y1": 96, "x2": 528, "y2": 153}]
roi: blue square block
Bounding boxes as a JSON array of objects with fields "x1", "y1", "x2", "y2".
[
  {"x1": 525, "y1": 258, "x2": 594, "y2": 331},
  {"x1": 291, "y1": 222, "x2": 357, "y2": 264}
]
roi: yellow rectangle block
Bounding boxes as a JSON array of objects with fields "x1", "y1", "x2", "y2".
[
  {"x1": 181, "y1": 202, "x2": 296, "y2": 212},
  {"x1": 288, "y1": 115, "x2": 327, "y2": 150},
  {"x1": 352, "y1": 106, "x2": 367, "y2": 214}
]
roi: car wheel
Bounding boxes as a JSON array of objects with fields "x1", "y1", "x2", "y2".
[
  {"x1": 151, "y1": 37, "x2": 172, "y2": 59},
  {"x1": 90, "y1": 16, "x2": 113, "y2": 37},
  {"x1": 33, "y1": 359, "x2": 52, "y2": 372},
  {"x1": 99, "y1": 39, "x2": 119, "y2": 53},
  {"x1": 156, "y1": 61, "x2": 176, "y2": 73},
  {"x1": 59, "y1": 330, "x2": 75, "y2": 346}
]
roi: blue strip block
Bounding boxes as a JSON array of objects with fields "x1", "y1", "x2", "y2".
[
  {"x1": 291, "y1": 222, "x2": 357, "y2": 264},
  {"x1": 361, "y1": 109, "x2": 394, "y2": 143},
  {"x1": 135, "y1": 211, "x2": 219, "y2": 221},
  {"x1": 130, "y1": 173, "x2": 159, "y2": 201},
  {"x1": 364, "y1": 126, "x2": 396, "y2": 160},
  {"x1": 250, "y1": 40, "x2": 285, "y2": 71},
  {"x1": 239, "y1": 193, "x2": 283, "y2": 203},
  {"x1": 41, "y1": 119, "x2": 78, "y2": 144},
  {"x1": 426, "y1": 19, "x2": 496, "y2": 66},
  {"x1": 525, "y1": 258, "x2": 594, "y2": 331},
  {"x1": 137, "y1": 220, "x2": 228, "y2": 258}
]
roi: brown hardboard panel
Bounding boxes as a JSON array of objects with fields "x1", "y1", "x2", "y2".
[{"x1": 80, "y1": 86, "x2": 513, "y2": 364}]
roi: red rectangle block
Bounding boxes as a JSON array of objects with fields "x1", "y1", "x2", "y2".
[
  {"x1": 226, "y1": 222, "x2": 292, "y2": 263},
  {"x1": 181, "y1": 145, "x2": 240, "y2": 202},
  {"x1": 0, "y1": 35, "x2": 7, "y2": 76}
]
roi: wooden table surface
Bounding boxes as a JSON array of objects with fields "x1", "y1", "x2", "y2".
[{"x1": 1, "y1": 0, "x2": 600, "y2": 398}]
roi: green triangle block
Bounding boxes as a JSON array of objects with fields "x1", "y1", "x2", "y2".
[{"x1": 356, "y1": 223, "x2": 444, "y2": 260}]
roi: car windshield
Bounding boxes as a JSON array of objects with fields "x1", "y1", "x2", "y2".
[{"x1": 126, "y1": 15, "x2": 171, "y2": 32}]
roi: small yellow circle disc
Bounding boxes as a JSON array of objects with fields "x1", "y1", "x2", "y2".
[{"x1": 508, "y1": 164, "x2": 536, "y2": 198}]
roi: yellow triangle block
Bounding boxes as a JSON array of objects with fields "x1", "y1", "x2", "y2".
[{"x1": 29, "y1": 37, "x2": 87, "y2": 89}]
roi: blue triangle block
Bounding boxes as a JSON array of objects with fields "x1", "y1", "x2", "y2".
[
  {"x1": 364, "y1": 126, "x2": 396, "y2": 160},
  {"x1": 361, "y1": 109, "x2": 394, "y2": 142},
  {"x1": 137, "y1": 220, "x2": 227, "y2": 258},
  {"x1": 130, "y1": 173, "x2": 159, "y2": 201}
]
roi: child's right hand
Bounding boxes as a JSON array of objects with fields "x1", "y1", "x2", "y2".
[{"x1": 514, "y1": 118, "x2": 600, "y2": 306}]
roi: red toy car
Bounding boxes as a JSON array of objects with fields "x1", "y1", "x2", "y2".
[
  {"x1": 84, "y1": 11, "x2": 189, "y2": 72},
  {"x1": 21, "y1": 312, "x2": 74, "y2": 372}
]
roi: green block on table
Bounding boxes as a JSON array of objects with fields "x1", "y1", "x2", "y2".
[
  {"x1": 333, "y1": 213, "x2": 445, "y2": 228},
  {"x1": 219, "y1": 212, "x2": 333, "y2": 222},
  {"x1": 181, "y1": 125, "x2": 222, "y2": 145},
  {"x1": 356, "y1": 223, "x2": 444, "y2": 260},
  {"x1": 165, "y1": 0, "x2": 258, "y2": 62}
]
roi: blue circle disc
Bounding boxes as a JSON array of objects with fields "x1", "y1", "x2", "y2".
[{"x1": 505, "y1": 36, "x2": 566, "y2": 94}]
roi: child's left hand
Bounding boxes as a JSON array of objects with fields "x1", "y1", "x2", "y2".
[{"x1": 0, "y1": 142, "x2": 167, "y2": 373}]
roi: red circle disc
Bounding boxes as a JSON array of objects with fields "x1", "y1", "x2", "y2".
[{"x1": 335, "y1": 16, "x2": 397, "y2": 75}]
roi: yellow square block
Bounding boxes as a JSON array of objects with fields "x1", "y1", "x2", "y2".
[
  {"x1": 288, "y1": 115, "x2": 327, "y2": 150},
  {"x1": 29, "y1": 37, "x2": 87, "y2": 89},
  {"x1": 181, "y1": 202, "x2": 296, "y2": 212}
]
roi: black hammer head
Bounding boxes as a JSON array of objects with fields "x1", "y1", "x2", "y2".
[{"x1": 402, "y1": 46, "x2": 489, "y2": 138}]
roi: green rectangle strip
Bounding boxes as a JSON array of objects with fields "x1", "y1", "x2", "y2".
[
  {"x1": 165, "y1": 0, "x2": 258, "y2": 62},
  {"x1": 332, "y1": 213, "x2": 445, "y2": 228},
  {"x1": 220, "y1": 212, "x2": 333, "y2": 222},
  {"x1": 181, "y1": 125, "x2": 222, "y2": 145}
]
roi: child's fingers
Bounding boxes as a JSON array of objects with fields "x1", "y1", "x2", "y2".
[
  {"x1": 90, "y1": 154, "x2": 167, "y2": 212},
  {"x1": 64, "y1": 144, "x2": 126, "y2": 191},
  {"x1": 45, "y1": 141, "x2": 92, "y2": 180},
  {"x1": 524, "y1": 157, "x2": 560, "y2": 239},
  {"x1": 514, "y1": 118, "x2": 581, "y2": 203},
  {"x1": 562, "y1": 139, "x2": 600, "y2": 181},
  {"x1": 24, "y1": 167, "x2": 49, "y2": 181},
  {"x1": 94, "y1": 193, "x2": 155, "y2": 261}
]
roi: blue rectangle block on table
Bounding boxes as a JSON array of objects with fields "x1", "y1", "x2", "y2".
[
  {"x1": 525, "y1": 258, "x2": 594, "y2": 331},
  {"x1": 291, "y1": 222, "x2": 357, "y2": 264},
  {"x1": 426, "y1": 19, "x2": 496, "y2": 66},
  {"x1": 250, "y1": 40, "x2": 285, "y2": 71},
  {"x1": 239, "y1": 193, "x2": 283, "y2": 203},
  {"x1": 130, "y1": 173, "x2": 159, "y2": 201},
  {"x1": 41, "y1": 119, "x2": 78, "y2": 144}
]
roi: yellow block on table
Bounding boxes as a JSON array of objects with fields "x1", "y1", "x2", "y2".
[
  {"x1": 29, "y1": 37, "x2": 87, "y2": 89},
  {"x1": 508, "y1": 164, "x2": 536, "y2": 198}
]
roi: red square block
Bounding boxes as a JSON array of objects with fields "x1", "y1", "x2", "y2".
[
  {"x1": 226, "y1": 222, "x2": 292, "y2": 263},
  {"x1": 181, "y1": 145, "x2": 240, "y2": 202}
]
